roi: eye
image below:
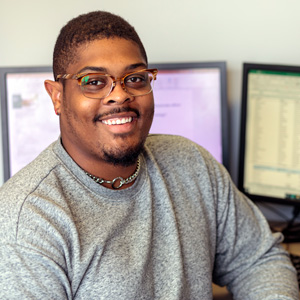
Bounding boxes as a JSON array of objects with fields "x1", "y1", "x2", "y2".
[
  {"x1": 125, "y1": 72, "x2": 148, "y2": 88},
  {"x1": 88, "y1": 80, "x2": 104, "y2": 86},
  {"x1": 80, "y1": 75, "x2": 109, "y2": 90},
  {"x1": 126, "y1": 75, "x2": 144, "y2": 83}
]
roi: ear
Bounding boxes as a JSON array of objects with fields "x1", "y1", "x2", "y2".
[{"x1": 44, "y1": 80, "x2": 63, "y2": 115}]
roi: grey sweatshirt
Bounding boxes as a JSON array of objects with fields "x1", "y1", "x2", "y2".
[{"x1": 0, "y1": 135, "x2": 298, "y2": 299}]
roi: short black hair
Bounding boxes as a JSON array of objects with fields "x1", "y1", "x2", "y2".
[{"x1": 53, "y1": 11, "x2": 147, "y2": 79}]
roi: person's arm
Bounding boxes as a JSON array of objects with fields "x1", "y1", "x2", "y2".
[
  {"x1": 0, "y1": 243, "x2": 72, "y2": 299},
  {"x1": 0, "y1": 179, "x2": 73, "y2": 300},
  {"x1": 212, "y1": 163, "x2": 299, "y2": 299}
]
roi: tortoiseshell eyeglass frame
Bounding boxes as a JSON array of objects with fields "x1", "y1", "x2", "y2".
[{"x1": 55, "y1": 68, "x2": 158, "y2": 99}]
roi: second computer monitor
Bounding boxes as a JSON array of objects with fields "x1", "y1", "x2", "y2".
[
  {"x1": 149, "y1": 61, "x2": 229, "y2": 169},
  {"x1": 238, "y1": 62, "x2": 300, "y2": 206}
]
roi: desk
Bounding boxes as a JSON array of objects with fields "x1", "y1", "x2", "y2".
[
  {"x1": 283, "y1": 242, "x2": 300, "y2": 255},
  {"x1": 212, "y1": 284, "x2": 232, "y2": 299}
]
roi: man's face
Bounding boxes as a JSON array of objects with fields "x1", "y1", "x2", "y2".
[{"x1": 56, "y1": 38, "x2": 154, "y2": 168}]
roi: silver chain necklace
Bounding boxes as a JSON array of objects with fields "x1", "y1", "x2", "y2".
[{"x1": 85, "y1": 158, "x2": 141, "y2": 189}]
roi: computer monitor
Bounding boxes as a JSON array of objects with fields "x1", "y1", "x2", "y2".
[
  {"x1": 0, "y1": 66, "x2": 57, "y2": 181},
  {"x1": 0, "y1": 62, "x2": 229, "y2": 182},
  {"x1": 148, "y1": 61, "x2": 229, "y2": 170},
  {"x1": 238, "y1": 62, "x2": 300, "y2": 206}
]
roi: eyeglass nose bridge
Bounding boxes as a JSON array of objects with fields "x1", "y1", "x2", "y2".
[{"x1": 110, "y1": 77, "x2": 128, "y2": 95}]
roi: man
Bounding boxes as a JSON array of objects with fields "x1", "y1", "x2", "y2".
[{"x1": 0, "y1": 11, "x2": 298, "y2": 300}]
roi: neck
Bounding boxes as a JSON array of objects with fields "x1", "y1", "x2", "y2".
[
  {"x1": 85, "y1": 157, "x2": 140, "y2": 190},
  {"x1": 60, "y1": 138, "x2": 140, "y2": 189}
]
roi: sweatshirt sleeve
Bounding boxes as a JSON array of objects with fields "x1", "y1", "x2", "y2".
[
  {"x1": 211, "y1": 159, "x2": 299, "y2": 299},
  {"x1": 0, "y1": 242, "x2": 72, "y2": 299}
]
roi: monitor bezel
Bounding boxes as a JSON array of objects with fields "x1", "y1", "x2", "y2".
[
  {"x1": 148, "y1": 61, "x2": 229, "y2": 171},
  {"x1": 0, "y1": 66, "x2": 53, "y2": 182},
  {"x1": 238, "y1": 62, "x2": 300, "y2": 206}
]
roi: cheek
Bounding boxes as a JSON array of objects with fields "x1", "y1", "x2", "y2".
[
  {"x1": 147, "y1": 105, "x2": 154, "y2": 125},
  {"x1": 62, "y1": 94, "x2": 99, "y2": 123},
  {"x1": 139, "y1": 99, "x2": 154, "y2": 136},
  {"x1": 63, "y1": 82, "x2": 96, "y2": 115},
  {"x1": 145, "y1": 98, "x2": 155, "y2": 122}
]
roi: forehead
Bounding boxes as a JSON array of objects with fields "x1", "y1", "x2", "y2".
[{"x1": 68, "y1": 38, "x2": 147, "y2": 74}]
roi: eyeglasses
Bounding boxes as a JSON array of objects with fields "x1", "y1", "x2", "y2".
[{"x1": 56, "y1": 68, "x2": 158, "y2": 100}]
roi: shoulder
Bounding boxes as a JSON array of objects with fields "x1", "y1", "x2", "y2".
[
  {"x1": 145, "y1": 134, "x2": 209, "y2": 155},
  {"x1": 145, "y1": 134, "x2": 216, "y2": 166},
  {"x1": 144, "y1": 134, "x2": 231, "y2": 188},
  {"x1": 0, "y1": 140, "x2": 63, "y2": 240},
  {"x1": 1, "y1": 141, "x2": 60, "y2": 193}
]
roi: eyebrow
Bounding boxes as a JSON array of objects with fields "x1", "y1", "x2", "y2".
[
  {"x1": 77, "y1": 63, "x2": 147, "y2": 75},
  {"x1": 126, "y1": 63, "x2": 148, "y2": 71}
]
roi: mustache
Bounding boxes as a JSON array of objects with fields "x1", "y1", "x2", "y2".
[{"x1": 93, "y1": 107, "x2": 140, "y2": 122}]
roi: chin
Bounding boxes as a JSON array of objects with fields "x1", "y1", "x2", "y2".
[{"x1": 103, "y1": 139, "x2": 145, "y2": 167}]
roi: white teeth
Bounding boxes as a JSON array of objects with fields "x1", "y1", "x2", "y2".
[{"x1": 102, "y1": 117, "x2": 133, "y2": 125}]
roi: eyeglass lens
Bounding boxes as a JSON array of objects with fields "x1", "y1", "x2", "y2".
[{"x1": 79, "y1": 71, "x2": 155, "y2": 99}]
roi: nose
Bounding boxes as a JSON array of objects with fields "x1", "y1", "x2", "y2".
[{"x1": 102, "y1": 80, "x2": 134, "y2": 105}]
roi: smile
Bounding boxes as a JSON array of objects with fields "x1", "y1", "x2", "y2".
[{"x1": 101, "y1": 117, "x2": 133, "y2": 125}]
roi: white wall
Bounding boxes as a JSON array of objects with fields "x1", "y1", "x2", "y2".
[{"x1": 1, "y1": 0, "x2": 300, "y2": 220}]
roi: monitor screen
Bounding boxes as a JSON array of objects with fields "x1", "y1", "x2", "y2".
[
  {"x1": 149, "y1": 62, "x2": 229, "y2": 169},
  {"x1": 0, "y1": 62, "x2": 228, "y2": 182},
  {"x1": 238, "y1": 62, "x2": 300, "y2": 206},
  {"x1": 0, "y1": 66, "x2": 57, "y2": 181}
]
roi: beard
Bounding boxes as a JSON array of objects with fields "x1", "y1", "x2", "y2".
[
  {"x1": 94, "y1": 107, "x2": 152, "y2": 167},
  {"x1": 101, "y1": 135, "x2": 145, "y2": 167}
]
